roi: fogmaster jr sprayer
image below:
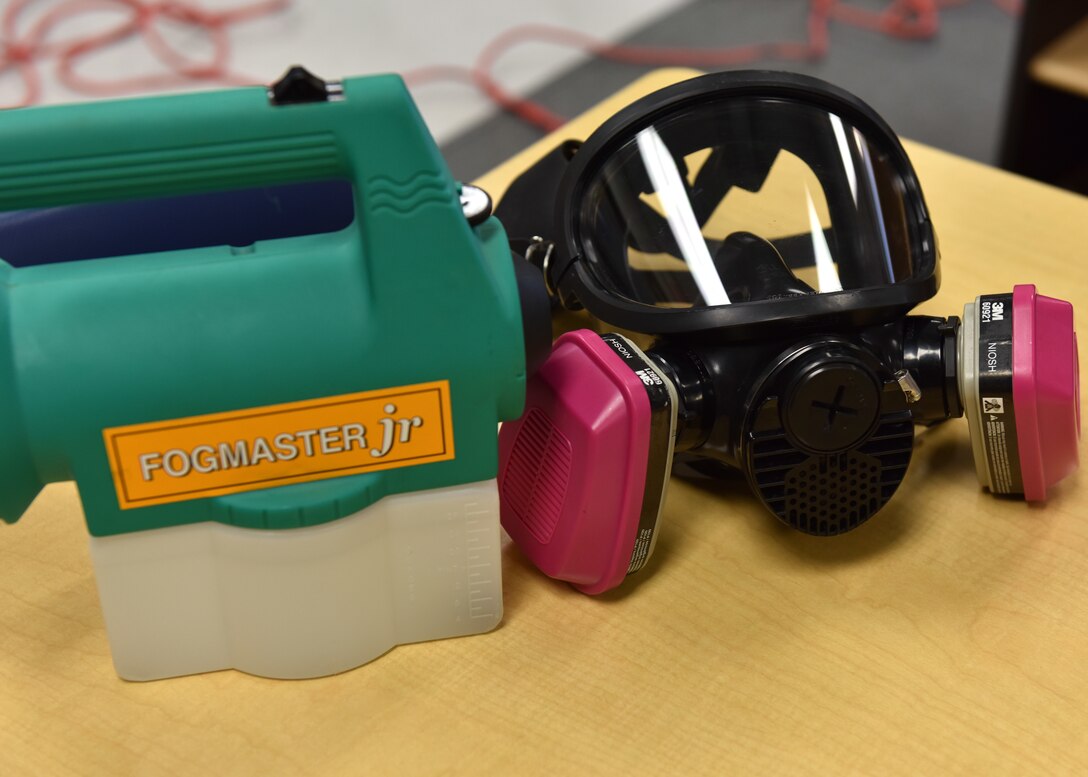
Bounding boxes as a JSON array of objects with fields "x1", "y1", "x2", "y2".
[{"x1": 0, "y1": 67, "x2": 550, "y2": 680}]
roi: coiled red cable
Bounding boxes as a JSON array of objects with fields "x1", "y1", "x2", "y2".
[
  {"x1": 404, "y1": 0, "x2": 1024, "y2": 132},
  {"x1": 0, "y1": 0, "x2": 1022, "y2": 120},
  {"x1": 0, "y1": 0, "x2": 286, "y2": 108}
]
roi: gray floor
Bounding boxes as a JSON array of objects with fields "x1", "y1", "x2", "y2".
[{"x1": 441, "y1": 0, "x2": 1020, "y2": 181}]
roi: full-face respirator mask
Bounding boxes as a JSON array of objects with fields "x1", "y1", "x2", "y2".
[{"x1": 496, "y1": 71, "x2": 1081, "y2": 594}]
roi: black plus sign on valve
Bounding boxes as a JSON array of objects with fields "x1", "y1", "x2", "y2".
[
  {"x1": 811, "y1": 384, "x2": 860, "y2": 427},
  {"x1": 785, "y1": 362, "x2": 881, "y2": 453}
]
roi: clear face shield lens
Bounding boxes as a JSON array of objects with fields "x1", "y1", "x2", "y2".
[{"x1": 576, "y1": 97, "x2": 921, "y2": 309}]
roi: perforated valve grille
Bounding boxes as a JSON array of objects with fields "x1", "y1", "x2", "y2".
[
  {"x1": 500, "y1": 408, "x2": 573, "y2": 544},
  {"x1": 748, "y1": 412, "x2": 914, "y2": 536}
]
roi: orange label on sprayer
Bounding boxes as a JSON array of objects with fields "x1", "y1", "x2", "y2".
[{"x1": 103, "y1": 381, "x2": 454, "y2": 509}]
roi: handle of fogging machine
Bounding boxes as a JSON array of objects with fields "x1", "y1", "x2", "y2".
[
  {"x1": 0, "y1": 74, "x2": 420, "y2": 211},
  {"x1": 0, "y1": 72, "x2": 459, "y2": 526}
]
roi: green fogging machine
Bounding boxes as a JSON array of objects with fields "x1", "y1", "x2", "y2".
[{"x1": 0, "y1": 67, "x2": 548, "y2": 680}]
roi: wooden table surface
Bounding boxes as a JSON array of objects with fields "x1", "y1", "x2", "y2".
[
  {"x1": 2, "y1": 70, "x2": 1086, "y2": 776},
  {"x1": 1030, "y1": 13, "x2": 1088, "y2": 99}
]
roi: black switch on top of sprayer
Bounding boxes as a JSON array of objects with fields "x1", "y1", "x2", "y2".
[{"x1": 269, "y1": 66, "x2": 334, "y2": 105}]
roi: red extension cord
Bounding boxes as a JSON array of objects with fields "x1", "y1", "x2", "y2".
[
  {"x1": 0, "y1": 0, "x2": 286, "y2": 107},
  {"x1": 403, "y1": 0, "x2": 1024, "y2": 132},
  {"x1": 0, "y1": 0, "x2": 1021, "y2": 122}
]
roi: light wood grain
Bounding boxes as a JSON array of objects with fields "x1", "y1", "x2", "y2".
[
  {"x1": 2, "y1": 70, "x2": 1086, "y2": 776},
  {"x1": 1030, "y1": 14, "x2": 1088, "y2": 99}
]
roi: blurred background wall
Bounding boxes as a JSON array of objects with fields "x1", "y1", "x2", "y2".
[{"x1": 0, "y1": 0, "x2": 1085, "y2": 189}]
